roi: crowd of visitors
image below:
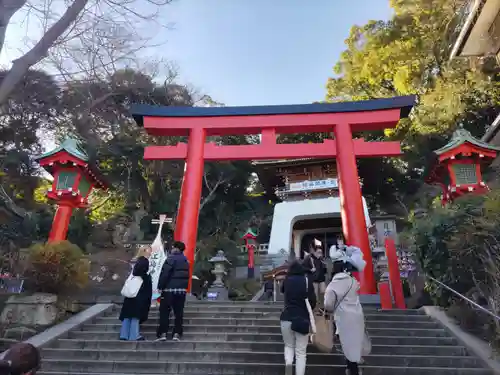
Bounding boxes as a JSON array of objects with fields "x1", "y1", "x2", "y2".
[{"x1": 0, "y1": 237, "x2": 368, "y2": 375}]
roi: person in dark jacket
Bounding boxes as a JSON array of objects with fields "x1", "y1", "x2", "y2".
[
  {"x1": 280, "y1": 260, "x2": 316, "y2": 375},
  {"x1": 155, "y1": 240, "x2": 190, "y2": 342},
  {"x1": 264, "y1": 278, "x2": 274, "y2": 301},
  {"x1": 304, "y1": 246, "x2": 327, "y2": 313},
  {"x1": 119, "y1": 256, "x2": 152, "y2": 341}
]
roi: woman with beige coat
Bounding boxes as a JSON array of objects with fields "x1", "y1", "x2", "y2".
[{"x1": 324, "y1": 247, "x2": 369, "y2": 375}]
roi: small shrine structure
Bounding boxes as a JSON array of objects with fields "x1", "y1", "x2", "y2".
[
  {"x1": 254, "y1": 158, "x2": 371, "y2": 260},
  {"x1": 241, "y1": 228, "x2": 258, "y2": 279},
  {"x1": 426, "y1": 128, "x2": 500, "y2": 205},
  {"x1": 35, "y1": 138, "x2": 107, "y2": 242}
]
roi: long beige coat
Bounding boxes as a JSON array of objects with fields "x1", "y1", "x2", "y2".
[{"x1": 324, "y1": 272, "x2": 365, "y2": 363}]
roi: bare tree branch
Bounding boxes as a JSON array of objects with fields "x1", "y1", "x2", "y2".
[
  {"x1": 0, "y1": 0, "x2": 26, "y2": 57},
  {"x1": 0, "y1": 0, "x2": 88, "y2": 104},
  {"x1": 0, "y1": 0, "x2": 173, "y2": 106},
  {"x1": 199, "y1": 172, "x2": 228, "y2": 212}
]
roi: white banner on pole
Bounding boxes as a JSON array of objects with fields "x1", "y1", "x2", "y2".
[{"x1": 149, "y1": 214, "x2": 167, "y2": 302}]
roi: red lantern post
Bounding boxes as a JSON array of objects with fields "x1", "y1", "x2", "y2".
[
  {"x1": 35, "y1": 139, "x2": 107, "y2": 242},
  {"x1": 241, "y1": 228, "x2": 258, "y2": 279}
]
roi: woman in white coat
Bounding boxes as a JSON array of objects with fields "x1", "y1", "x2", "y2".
[{"x1": 324, "y1": 247, "x2": 368, "y2": 375}]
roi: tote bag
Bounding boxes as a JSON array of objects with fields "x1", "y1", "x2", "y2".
[
  {"x1": 304, "y1": 277, "x2": 317, "y2": 334},
  {"x1": 313, "y1": 314, "x2": 334, "y2": 352},
  {"x1": 121, "y1": 275, "x2": 143, "y2": 298}
]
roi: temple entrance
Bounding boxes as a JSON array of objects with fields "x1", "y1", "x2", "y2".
[
  {"x1": 131, "y1": 95, "x2": 415, "y2": 294},
  {"x1": 294, "y1": 216, "x2": 343, "y2": 259}
]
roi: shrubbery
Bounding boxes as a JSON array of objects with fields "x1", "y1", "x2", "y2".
[
  {"x1": 406, "y1": 190, "x2": 500, "y2": 345},
  {"x1": 25, "y1": 240, "x2": 90, "y2": 294}
]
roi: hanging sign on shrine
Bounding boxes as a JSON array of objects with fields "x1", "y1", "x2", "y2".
[{"x1": 288, "y1": 178, "x2": 339, "y2": 192}]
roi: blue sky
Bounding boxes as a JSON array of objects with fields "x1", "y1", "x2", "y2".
[
  {"x1": 0, "y1": 0, "x2": 392, "y2": 107},
  {"x1": 161, "y1": 0, "x2": 392, "y2": 106}
]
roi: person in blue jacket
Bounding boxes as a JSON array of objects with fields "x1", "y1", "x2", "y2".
[{"x1": 155, "y1": 241, "x2": 190, "y2": 342}]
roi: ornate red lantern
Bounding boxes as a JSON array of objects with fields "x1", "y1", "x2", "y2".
[
  {"x1": 241, "y1": 228, "x2": 258, "y2": 279},
  {"x1": 426, "y1": 128, "x2": 500, "y2": 205},
  {"x1": 35, "y1": 138, "x2": 107, "y2": 242}
]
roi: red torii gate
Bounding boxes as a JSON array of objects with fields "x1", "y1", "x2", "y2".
[{"x1": 131, "y1": 95, "x2": 415, "y2": 294}]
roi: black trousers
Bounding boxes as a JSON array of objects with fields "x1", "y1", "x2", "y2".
[
  {"x1": 346, "y1": 359, "x2": 359, "y2": 375},
  {"x1": 157, "y1": 291, "x2": 186, "y2": 337}
]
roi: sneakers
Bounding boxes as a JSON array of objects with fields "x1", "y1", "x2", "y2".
[
  {"x1": 156, "y1": 333, "x2": 181, "y2": 342},
  {"x1": 155, "y1": 334, "x2": 167, "y2": 342}
]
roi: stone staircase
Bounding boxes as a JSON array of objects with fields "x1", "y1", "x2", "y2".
[{"x1": 38, "y1": 301, "x2": 492, "y2": 375}]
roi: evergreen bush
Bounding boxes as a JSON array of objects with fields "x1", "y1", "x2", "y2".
[{"x1": 25, "y1": 240, "x2": 90, "y2": 294}]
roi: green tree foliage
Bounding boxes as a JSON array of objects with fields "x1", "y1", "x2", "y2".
[
  {"x1": 0, "y1": 70, "x2": 59, "y2": 211},
  {"x1": 325, "y1": 0, "x2": 500, "y2": 210},
  {"x1": 1, "y1": 67, "x2": 267, "y2": 268},
  {"x1": 0, "y1": 63, "x2": 270, "y2": 274},
  {"x1": 406, "y1": 191, "x2": 500, "y2": 343}
]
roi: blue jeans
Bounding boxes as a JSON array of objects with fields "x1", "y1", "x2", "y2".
[{"x1": 120, "y1": 318, "x2": 140, "y2": 340}]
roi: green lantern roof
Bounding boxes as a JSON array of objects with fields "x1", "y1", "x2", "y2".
[
  {"x1": 434, "y1": 128, "x2": 500, "y2": 156},
  {"x1": 241, "y1": 228, "x2": 258, "y2": 239},
  {"x1": 36, "y1": 138, "x2": 89, "y2": 162}
]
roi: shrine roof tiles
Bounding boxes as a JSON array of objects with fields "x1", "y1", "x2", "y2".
[
  {"x1": 434, "y1": 128, "x2": 500, "y2": 156},
  {"x1": 130, "y1": 95, "x2": 416, "y2": 126},
  {"x1": 35, "y1": 138, "x2": 89, "y2": 162},
  {"x1": 241, "y1": 228, "x2": 258, "y2": 239}
]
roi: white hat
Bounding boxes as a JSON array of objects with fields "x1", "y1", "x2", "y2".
[{"x1": 330, "y1": 245, "x2": 347, "y2": 262}]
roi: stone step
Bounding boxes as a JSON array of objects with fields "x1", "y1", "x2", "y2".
[
  {"x1": 39, "y1": 360, "x2": 492, "y2": 374},
  {"x1": 98, "y1": 311, "x2": 432, "y2": 321},
  {"x1": 93, "y1": 317, "x2": 440, "y2": 329},
  {"x1": 40, "y1": 348, "x2": 483, "y2": 368},
  {"x1": 50, "y1": 339, "x2": 469, "y2": 356},
  {"x1": 79, "y1": 323, "x2": 448, "y2": 337},
  {"x1": 66, "y1": 331, "x2": 458, "y2": 346},
  {"x1": 146, "y1": 306, "x2": 423, "y2": 315}
]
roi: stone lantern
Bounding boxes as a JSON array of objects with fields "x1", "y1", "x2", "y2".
[
  {"x1": 425, "y1": 127, "x2": 500, "y2": 205},
  {"x1": 207, "y1": 250, "x2": 231, "y2": 301},
  {"x1": 35, "y1": 138, "x2": 107, "y2": 242}
]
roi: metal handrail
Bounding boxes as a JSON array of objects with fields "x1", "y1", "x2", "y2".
[{"x1": 426, "y1": 274, "x2": 500, "y2": 321}]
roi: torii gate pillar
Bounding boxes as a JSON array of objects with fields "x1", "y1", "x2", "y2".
[
  {"x1": 335, "y1": 123, "x2": 376, "y2": 294},
  {"x1": 174, "y1": 127, "x2": 206, "y2": 292}
]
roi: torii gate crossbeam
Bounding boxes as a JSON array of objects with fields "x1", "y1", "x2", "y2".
[{"x1": 132, "y1": 95, "x2": 416, "y2": 294}]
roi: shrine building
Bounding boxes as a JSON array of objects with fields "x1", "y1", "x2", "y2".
[{"x1": 254, "y1": 158, "x2": 371, "y2": 258}]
